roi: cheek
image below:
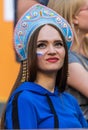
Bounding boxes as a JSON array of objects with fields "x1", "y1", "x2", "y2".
[
  {"x1": 36, "y1": 49, "x2": 47, "y2": 56},
  {"x1": 36, "y1": 52, "x2": 44, "y2": 56},
  {"x1": 37, "y1": 55, "x2": 44, "y2": 66},
  {"x1": 62, "y1": 50, "x2": 66, "y2": 58},
  {"x1": 78, "y1": 14, "x2": 88, "y2": 25},
  {"x1": 58, "y1": 48, "x2": 66, "y2": 59},
  {"x1": 60, "y1": 49, "x2": 66, "y2": 66}
]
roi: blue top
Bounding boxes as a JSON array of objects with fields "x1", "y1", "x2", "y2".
[
  {"x1": 68, "y1": 51, "x2": 88, "y2": 67},
  {"x1": 5, "y1": 82, "x2": 88, "y2": 129}
]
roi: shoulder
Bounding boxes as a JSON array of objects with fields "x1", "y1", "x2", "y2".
[
  {"x1": 62, "y1": 91, "x2": 76, "y2": 99},
  {"x1": 68, "y1": 51, "x2": 81, "y2": 64},
  {"x1": 68, "y1": 51, "x2": 88, "y2": 74},
  {"x1": 62, "y1": 91, "x2": 79, "y2": 106},
  {"x1": 8, "y1": 82, "x2": 37, "y2": 106},
  {"x1": 62, "y1": 92, "x2": 85, "y2": 113}
]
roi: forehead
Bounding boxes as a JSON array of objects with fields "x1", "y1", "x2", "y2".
[{"x1": 37, "y1": 25, "x2": 63, "y2": 41}]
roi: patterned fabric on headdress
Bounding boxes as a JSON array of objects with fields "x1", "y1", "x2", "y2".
[{"x1": 14, "y1": 4, "x2": 73, "y2": 61}]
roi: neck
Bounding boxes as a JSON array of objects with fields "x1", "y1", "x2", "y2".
[
  {"x1": 35, "y1": 71, "x2": 57, "y2": 92},
  {"x1": 71, "y1": 30, "x2": 86, "y2": 54}
]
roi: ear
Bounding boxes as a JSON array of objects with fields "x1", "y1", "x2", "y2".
[{"x1": 72, "y1": 15, "x2": 79, "y2": 25}]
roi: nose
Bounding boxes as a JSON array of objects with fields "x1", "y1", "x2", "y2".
[{"x1": 47, "y1": 45, "x2": 56, "y2": 55}]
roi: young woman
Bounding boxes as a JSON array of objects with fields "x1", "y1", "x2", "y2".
[
  {"x1": 48, "y1": 0, "x2": 88, "y2": 121},
  {"x1": 1, "y1": 4, "x2": 88, "y2": 129}
]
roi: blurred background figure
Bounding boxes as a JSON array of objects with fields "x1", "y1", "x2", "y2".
[
  {"x1": 48, "y1": 0, "x2": 88, "y2": 121},
  {"x1": 14, "y1": 0, "x2": 49, "y2": 25}
]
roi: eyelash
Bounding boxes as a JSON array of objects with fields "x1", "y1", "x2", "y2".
[
  {"x1": 55, "y1": 42, "x2": 64, "y2": 47},
  {"x1": 37, "y1": 42, "x2": 64, "y2": 49},
  {"x1": 37, "y1": 43, "x2": 46, "y2": 48}
]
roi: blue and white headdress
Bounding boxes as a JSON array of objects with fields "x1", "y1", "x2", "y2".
[{"x1": 14, "y1": 4, "x2": 73, "y2": 61}]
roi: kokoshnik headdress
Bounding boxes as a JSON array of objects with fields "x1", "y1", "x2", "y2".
[{"x1": 14, "y1": 4, "x2": 73, "y2": 61}]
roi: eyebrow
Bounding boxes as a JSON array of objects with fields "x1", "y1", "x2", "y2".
[{"x1": 37, "y1": 40, "x2": 63, "y2": 43}]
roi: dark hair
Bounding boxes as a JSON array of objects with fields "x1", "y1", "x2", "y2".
[{"x1": 0, "y1": 24, "x2": 68, "y2": 129}]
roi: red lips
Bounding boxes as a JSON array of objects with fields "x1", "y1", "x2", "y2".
[{"x1": 46, "y1": 57, "x2": 59, "y2": 63}]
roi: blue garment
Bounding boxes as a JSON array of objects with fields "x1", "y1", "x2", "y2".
[
  {"x1": 5, "y1": 82, "x2": 88, "y2": 129},
  {"x1": 68, "y1": 51, "x2": 88, "y2": 67}
]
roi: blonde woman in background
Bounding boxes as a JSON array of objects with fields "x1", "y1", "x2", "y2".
[{"x1": 48, "y1": 0, "x2": 88, "y2": 121}]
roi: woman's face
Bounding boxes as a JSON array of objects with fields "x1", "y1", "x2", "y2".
[
  {"x1": 36, "y1": 25, "x2": 65, "y2": 73},
  {"x1": 75, "y1": 0, "x2": 88, "y2": 33}
]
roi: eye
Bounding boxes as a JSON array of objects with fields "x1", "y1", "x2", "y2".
[
  {"x1": 37, "y1": 42, "x2": 46, "y2": 49},
  {"x1": 54, "y1": 41, "x2": 64, "y2": 48}
]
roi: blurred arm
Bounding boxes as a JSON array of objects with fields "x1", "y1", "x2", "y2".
[{"x1": 68, "y1": 63, "x2": 88, "y2": 97}]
